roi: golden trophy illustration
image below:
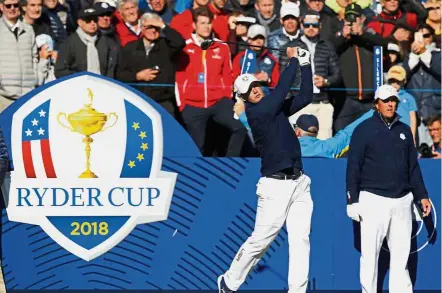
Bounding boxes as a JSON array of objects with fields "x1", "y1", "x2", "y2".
[{"x1": 57, "y1": 88, "x2": 118, "y2": 178}]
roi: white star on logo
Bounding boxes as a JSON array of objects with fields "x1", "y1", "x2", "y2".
[
  {"x1": 25, "y1": 129, "x2": 32, "y2": 136},
  {"x1": 38, "y1": 109, "x2": 46, "y2": 117},
  {"x1": 31, "y1": 118, "x2": 39, "y2": 126},
  {"x1": 37, "y1": 128, "x2": 45, "y2": 136}
]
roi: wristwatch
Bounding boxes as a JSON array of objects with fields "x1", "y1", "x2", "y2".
[{"x1": 324, "y1": 78, "x2": 329, "y2": 86}]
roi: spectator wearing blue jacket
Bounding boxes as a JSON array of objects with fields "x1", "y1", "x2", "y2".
[{"x1": 346, "y1": 84, "x2": 431, "y2": 293}]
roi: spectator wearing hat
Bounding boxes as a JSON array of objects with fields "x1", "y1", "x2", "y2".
[
  {"x1": 0, "y1": 0, "x2": 46, "y2": 112},
  {"x1": 55, "y1": 8, "x2": 118, "y2": 78},
  {"x1": 304, "y1": 0, "x2": 334, "y2": 41},
  {"x1": 170, "y1": 0, "x2": 229, "y2": 41},
  {"x1": 227, "y1": 14, "x2": 256, "y2": 56},
  {"x1": 386, "y1": 65, "x2": 418, "y2": 142},
  {"x1": 331, "y1": 4, "x2": 380, "y2": 132},
  {"x1": 232, "y1": 24, "x2": 280, "y2": 87},
  {"x1": 384, "y1": 42, "x2": 404, "y2": 76},
  {"x1": 115, "y1": 0, "x2": 141, "y2": 47},
  {"x1": 281, "y1": 10, "x2": 341, "y2": 139},
  {"x1": 139, "y1": 0, "x2": 177, "y2": 24},
  {"x1": 94, "y1": 1, "x2": 116, "y2": 38},
  {"x1": 267, "y1": 2, "x2": 301, "y2": 62},
  {"x1": 175, "y1": 6, "x2": 247, "y2": 156},
  {"x1": 424, "y1": 0, "x2": 441, "y2": 48},
  {"x1": 116, "y1": 12, "x2": 185, "y2": 118},
  {"x1": 403, "y1": 24, "x2": 441, "y2": 146}
]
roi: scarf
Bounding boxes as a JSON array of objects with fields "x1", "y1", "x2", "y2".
[
  {"x1": 76, "y1": 27, "x2": 100, "y2": 75},
  {"x1": 255, "y1": 12, "x2": 276, "y2": 34}
]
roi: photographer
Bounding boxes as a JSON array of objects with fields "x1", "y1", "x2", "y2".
[
  {"x1": 116, "y1": 12, "x2": 185, "y2": 118},
  {"x1": 330, "y1": 4, "x2": 378, "y2": 132},
  {"x1": 419, "y1": 114, "x2": 441, "y2": 159}
]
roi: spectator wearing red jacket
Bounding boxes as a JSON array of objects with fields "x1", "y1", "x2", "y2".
[
  {"x1": 366, "y1": 0, "x2": 418, "y2": 37},
  {"x1": 176, "y1": 7, "x2": 247, "y2": 156},
  {"x1": 170, "y1": 0, "x2": 229, "y2": 41},
  {"x1": 115, "y1": 0, "x2": 141, "y2": 46},
  {"x1": 232, "y1": 24, "x2": 280, "y2": 88}
]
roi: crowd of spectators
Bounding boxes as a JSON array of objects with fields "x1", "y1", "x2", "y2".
[{"x1": 0, "y1": 0, "x2": 440, "y2": 158}]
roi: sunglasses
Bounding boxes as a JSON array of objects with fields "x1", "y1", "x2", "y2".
[
  {"x1": 100, "y1": 12, "x2": 113, "y2": 17},
  {"x1": 83, "y1": 17, "x2": 98, "y2": 23},
  {"x1": 304, "y1": 22, "x2": 319, "y2": 28},
  {"x1": 423, "y1": 33, "x2": 432, "y2": 38},
  {"x1": 4, "y1": 3, "x2": 19, "y2": 8},
  {"x1": 426, "y1": 6, "x2": 440, "y2": 11}
]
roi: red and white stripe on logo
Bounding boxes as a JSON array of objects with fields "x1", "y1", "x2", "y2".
[{"x1": 22, "y1": 139, "x2": 56, "y2": 178}]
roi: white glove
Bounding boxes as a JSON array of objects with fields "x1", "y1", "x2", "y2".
[
  {"x1": 297, "y1": 48, "x2": 311, "y2": 66},
  {"x1": 346, "y1": 203, "x2": 361, "y2": 222}
]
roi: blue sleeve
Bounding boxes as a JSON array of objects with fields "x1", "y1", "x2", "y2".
[
  {"x1": 239, "y1": 112, "x2": 251, "y2": 131},
  {"x1": 346, "y1": 124, "x2": 367, "y2": 204},
  {"x1": 261, "y1": 57, "x2": 300, "y2": 115},
  {"x1": 174, "y1": 0, "x2": 192, "y2": 13},
  {"x1": 287, "y1": 64, "x2": 313, "y2": 115},
  {"x1": 267, "y1": 35, "x2": 280, "y2": 62},
  {"x1": 324, "y1": 110, "x2": 374, "y2": 158},
  {"x1": 407, "y1": 92, "x2": 418, "y2": 112},
  {"x1": 407, "y1": 128, "x2": 428, "y2": 201},
  {"x1": 429, "y1": 51, "x2": 441, "y2": 80}
]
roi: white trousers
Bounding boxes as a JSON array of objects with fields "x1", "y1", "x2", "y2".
[
  {"x1": 224, "y1": 175, "x2": 313, "y2": 293},
  {"x1": 359, "y1": 191, "x2": 414, "y2": 293},
  {"x1": 288, "y1": 102, "x2": 334, "y2": 140}
]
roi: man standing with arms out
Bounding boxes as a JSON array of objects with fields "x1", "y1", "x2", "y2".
[
  {"x1": 346, "y1": 84, "x2": 432, "y2": 293},
  {"x1": 217, "y1": 46, "x2": 313, "y2": 293}
]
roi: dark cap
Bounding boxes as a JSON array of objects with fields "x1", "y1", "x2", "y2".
[
  {"x1": 345, "y1": 3, "x2": 363, "y2": 17},
  {"x1": 78, "y1": 8, "x2": 100, "y2": 19},
  {"x1": 296, "y1": 114, "x2": 319, "y2": 132},
  {"x1": 303, "y1": 9, "x2": 321, "y2": 21},
  {"x1": 93, "y1": 1, "x2": 115, "y2": 15}
]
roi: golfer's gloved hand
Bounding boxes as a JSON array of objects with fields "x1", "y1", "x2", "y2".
[
  {"x1": 346, "y1": 203, "x2": 361, "y2": 222},
  {"x1": 297, "y1": 48, "x2": 311, "y2": 66}
]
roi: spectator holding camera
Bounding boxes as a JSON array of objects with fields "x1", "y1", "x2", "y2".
[
  {"x1": 331, "y1": 4, "x2": 378, "y2": 132},
  {"x1": 55, "y1": 8, "x2": 118, "y2": 78},
  {"x1": 232, "y1": 24, "x2": 280, "y2": 88},
  {"x1": 117, "y1": 13, "x2": 185, "y2": 118},
  {"x1": 176, "y1": 7, "x2": 247, "y2": 156},
  {"x1": 403, "y1": 24, "x2": 441, "y2": 146}
]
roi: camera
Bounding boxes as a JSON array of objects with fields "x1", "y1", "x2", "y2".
[{"x1": 418, "y1": 143, "x2": 436, "y2": 158}]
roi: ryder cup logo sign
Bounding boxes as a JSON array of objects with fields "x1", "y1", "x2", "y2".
[{"x1": 6, "y1": 74, "x2": 177, "y2": 261}]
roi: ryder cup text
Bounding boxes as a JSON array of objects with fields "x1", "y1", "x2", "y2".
[{"x1": 16, "y1": 187, "x2": 161, "y2": 207}]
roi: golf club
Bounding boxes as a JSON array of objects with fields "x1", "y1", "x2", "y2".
[
  {"x1": 200, "y1": 39, "x2": 307, "y2": 58},
  {"x1": 201, "y1": 39, "x2": 287, "y2": 53}
]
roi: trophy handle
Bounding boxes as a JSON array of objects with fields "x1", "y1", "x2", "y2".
[
  {"x1": 101, "y1": 112, "x2": 118, "y2": 131},
  {"x1": 57, "y1": 113, "x2": 75, "y2": 131}
]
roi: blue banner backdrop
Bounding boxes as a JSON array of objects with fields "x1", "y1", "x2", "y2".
[{"x1": 0, "y1": 73, "x2": 440, "y2": 292}]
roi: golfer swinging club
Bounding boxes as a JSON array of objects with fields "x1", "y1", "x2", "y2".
[{"x1": 218, "y1": 47, "x2": 314, "y2": 293}]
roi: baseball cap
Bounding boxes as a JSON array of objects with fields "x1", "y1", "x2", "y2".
[
  {"x1": 374, "y1": 84, "x2": 399, "y2": 101},
  {"x1": 345, "y1": 3, "x2": 363, "y2": 17},
  {"x1": 78, "y1": 8, "x2": 100, "y2": 19},
  {"x1": 93, "y1": 1, "x2": 115, "y2": 15},
  {"x1": 296, "y1": 114, "x2": 319, "y2": 133},
  {"x1": 235, "y1": 16, "x2": 256, "y2": 25},
  {"x1": 280, "y1": 2, "x2": 300, "y2": 19},
  {"x1": 387, "y1": 43, "x2": 400, "y2": 53},
  {"x1": 303, "y1": 9, "x2": 321, "y2": 21},
  {"x1": 387, "y1": 65, "x2": 407, "y2": 82},
  {"x1": 247, "y1": 24, "x2": 267, "y2": 39},
  {"x1": 234, "y1": 74, "x2": 260, "y2": 97}
]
